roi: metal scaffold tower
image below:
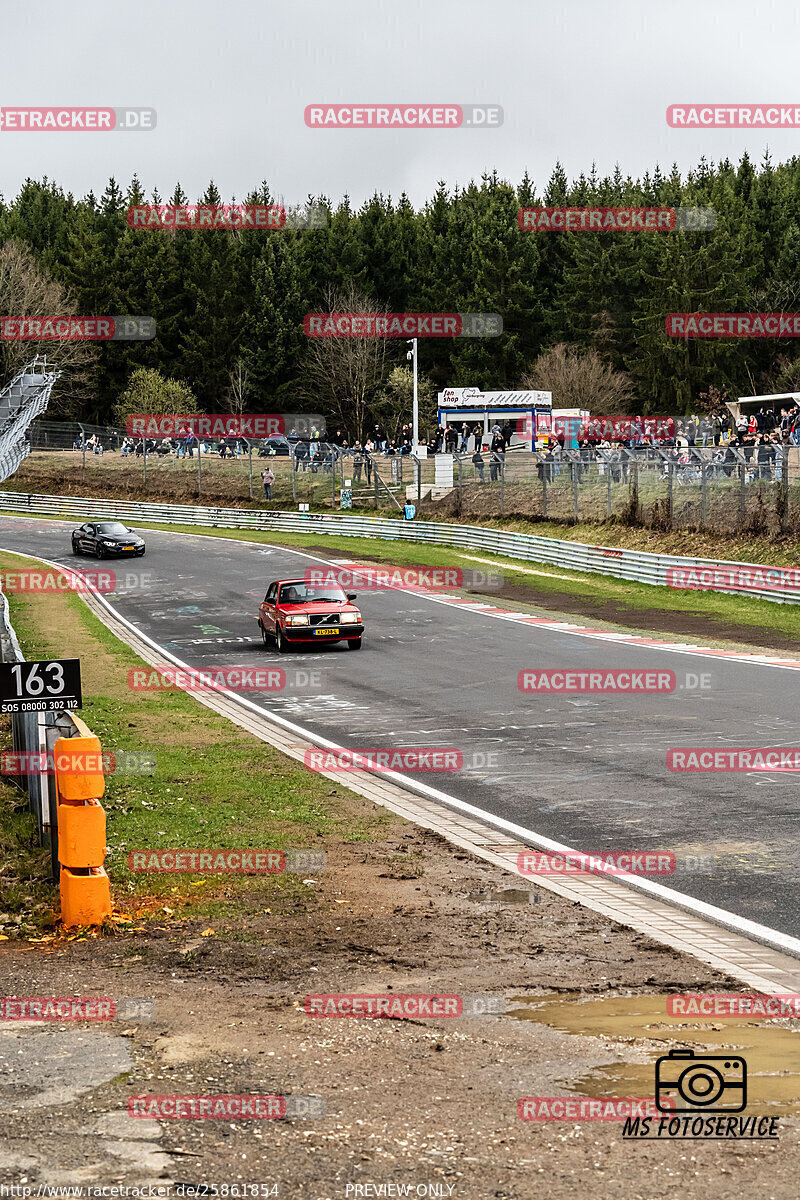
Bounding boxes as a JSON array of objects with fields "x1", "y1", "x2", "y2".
[{"x1": 0, "y1": 356, "x2": 61, "y2": 481}]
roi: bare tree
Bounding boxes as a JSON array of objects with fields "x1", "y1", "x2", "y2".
[
  {"x1": 224, "y1": 358, "x2": 249, "y2": 418},
  {"x1": 522, "y1": 343, "x2": 634, "y2": 414},
  {"x1": 300, "y1": 283, "x2": 389, "y2": 440},
  {"x1": 372, "y1": 365, "x2": 436, "y2": 441},
  {"x1": 0, "y1": 239, "x2": 98, "y2": 413}
]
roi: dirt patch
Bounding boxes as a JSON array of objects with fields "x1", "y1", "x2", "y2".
[{"x1": 6, "y1": 823, "x2": 795, "y2": 1196}]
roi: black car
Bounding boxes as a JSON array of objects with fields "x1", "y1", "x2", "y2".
[
  {"x1": 72, "y1": 521, "x2": 146, "y2": 558},
  {"x1": 257, "y1": 435, "x2": 302, "y2": 457}
]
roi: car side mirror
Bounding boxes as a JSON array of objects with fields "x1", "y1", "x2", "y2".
[{"x1": 347, "y1": 592, "x2": 357, "y2": 601}]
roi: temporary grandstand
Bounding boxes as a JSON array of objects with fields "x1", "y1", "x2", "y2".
[{"x1": 0, "y1": 357, "x2": 61, "y2": 481}]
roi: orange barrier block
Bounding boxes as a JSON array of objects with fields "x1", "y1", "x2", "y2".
[
  {"x1": 53, "y1": 734, "x2": 105, "y2": 803},
  {"x1": 60, "y1": 866, "x2": 112, "y2": 927},
  {"x1": 55, "y1": 722, "x2": 111, "y2": 925},
  {"x1": 57, "y1": 799, "x2": 106, "y2": 869}
]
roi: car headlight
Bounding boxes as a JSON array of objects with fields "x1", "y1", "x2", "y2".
[
  {"x1": 341, "y1": 612, "x2": 361, "y2": 624},
  {"x1": 286, "y1": 614, "x2": 310, "y2": 626},
  {"x1": 102, "y1": 540, "x2": 116, "y2": 547}
]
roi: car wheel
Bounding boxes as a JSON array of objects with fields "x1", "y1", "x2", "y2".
[
  {"x1": 71, "y1": 539, "x2": 80, "y2": 555},
  {"x1": 275, "y1": 624, "x2": 290, "y2": 654},
  {"x1": 347, "y1": 637, "x2": 363, "y2": 650},
  {"x1": 97, "y1": 544, "x2": 106, "y2": 559},
  {"x1": 260, "y1": 621, "x2": 270, "y2": 646}
]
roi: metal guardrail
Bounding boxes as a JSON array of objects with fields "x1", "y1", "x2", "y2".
[
  {"x1": 0, "y1": 489, "x2": 796, "y2": 606},
  {"x1": 0, "y1": 579, "x2": 91, "y2": 878}
]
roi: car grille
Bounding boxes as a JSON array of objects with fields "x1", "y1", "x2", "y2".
[{"x1": 309, "y1": 613, "x2": 341, "y2": 626}]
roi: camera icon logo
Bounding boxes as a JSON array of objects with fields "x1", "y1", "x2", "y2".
[{"x1": 655, "y1": 1049, "x2": 747, "y2": 1112}]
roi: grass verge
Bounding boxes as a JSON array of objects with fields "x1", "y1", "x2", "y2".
[{"x1": 0, "y1": 549, "x2": 390, "y2": 934}]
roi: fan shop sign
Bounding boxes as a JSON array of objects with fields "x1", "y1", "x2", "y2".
[{"x1": 438, "y1": 388, "x2": 552, "y2": 409}]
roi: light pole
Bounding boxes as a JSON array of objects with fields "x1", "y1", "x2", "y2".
[{"x1": 406, "y1": 338, "x2": 418, "y2": 450}]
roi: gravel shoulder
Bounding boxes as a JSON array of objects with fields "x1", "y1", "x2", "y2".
[{"x1": 2, "y1": 821, "x2": 798, "y2": 1198}]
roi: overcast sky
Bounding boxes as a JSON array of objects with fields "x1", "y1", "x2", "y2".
[{"x1": 0, "y1": 0, "x2": 798, "y2": 210}]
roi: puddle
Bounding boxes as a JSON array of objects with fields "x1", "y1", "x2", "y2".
[
  {"x1": 509, "y1": 992, "x2": 800, "y2": 1115},
  {"x1": 468, "y1": 887, "x2": 539, "y2": 905}
]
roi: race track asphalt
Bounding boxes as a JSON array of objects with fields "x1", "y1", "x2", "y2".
[{"x1": 2, "y1": 517, "x2": 798, "y2": 940}]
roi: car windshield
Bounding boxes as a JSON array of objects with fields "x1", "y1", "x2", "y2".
[
  {"x1": 96, "y1": 522, "x2": 130, "y2": 535},
  {"x1": 279, "y1": 583, "x2": 348, "y2": 605}
]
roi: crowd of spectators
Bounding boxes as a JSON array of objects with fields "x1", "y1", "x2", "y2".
[
  {"x1": 67, "y1": 403, "x2": 800, "y2": 490},
  {"x1": 534, "y1": 406, "x2": 799, "y2": 485}
]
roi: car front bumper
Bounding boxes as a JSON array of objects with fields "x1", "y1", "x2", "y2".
[{"x1": 283, "y1": 623, "x2": 364, "y2": 643}]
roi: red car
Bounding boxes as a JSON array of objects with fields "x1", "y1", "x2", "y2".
[{"x1": 257, "y1": 578, "x2": 364, "y2": 652}]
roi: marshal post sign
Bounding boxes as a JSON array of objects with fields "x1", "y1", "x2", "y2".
[{"x1": 0, "y1": 659, "x2": 82, "y2": 713}]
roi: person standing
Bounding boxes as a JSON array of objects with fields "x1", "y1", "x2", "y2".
[
  {"x1": 736, "y1": 412, "x2": 749, "y2": 445},
  {"x1": 261, "y1": 466, "x2": 275, "y2": 500},
  {"x1": 364, "y1": 439, "x2": 374, "y2": 484},
  {"x1": 295, "y1": 439, "x2": 309, "y2": 472},
  {"x1": 472, "y1": 448, "x2": 485, "y2": 482}
]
